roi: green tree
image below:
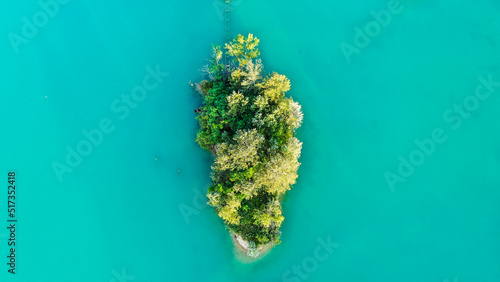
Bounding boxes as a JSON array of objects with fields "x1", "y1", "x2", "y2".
[
  {"x1": 226, "y1": 34, "x2": 260, "y2": 67},
  {"x1": 227, "y1": 91, "x2": 249, "y2": 116},
  {"x1": 233, "y1": 179, "x2": 261, "y2": 200},
  {"x1": 254, "y1": 137, "x2": 302, "y2": 194},
  {"x1": 218, "y1": 192, "x2": 241, "y2": 225},
  {"x1": 241, "y1": 59, "x2": 263, "y2": 88},
  {"x1": 256, "y1": 72, "x2": 291, "y2": 103},
  {"x1": 253, "y1": 200, "x2": 284, "y2": 228},
  {"x1": 193, "y1": 34, "x2": 303, "y2": 251},
  {"x1": 247, "y1": 241, "x2": 260, "y2": 258},
  {"x1": 213, "y1": 129, "x2": 264, "y2": 171}
]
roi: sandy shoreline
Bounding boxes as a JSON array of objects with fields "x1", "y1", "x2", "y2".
[{"x1": 230, "y1": 231, "x2": 274, "y2": 263}]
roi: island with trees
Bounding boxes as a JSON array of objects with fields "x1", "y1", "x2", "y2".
[{"x1": 192, "y1": 34, "x2": 303, "y2": 259}]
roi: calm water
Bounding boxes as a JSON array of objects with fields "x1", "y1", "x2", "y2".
[{"x1": 1, "y1": 0, "x2": 499, "y2": 281}]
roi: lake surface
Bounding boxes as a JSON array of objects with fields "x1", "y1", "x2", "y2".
[{"x1": 0, "y1": 0, "x2": 499, "y2": 281}]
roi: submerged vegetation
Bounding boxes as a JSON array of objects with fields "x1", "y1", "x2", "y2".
[{"x1": 193, "y1": 34, "x2": 303, "y2": 257}]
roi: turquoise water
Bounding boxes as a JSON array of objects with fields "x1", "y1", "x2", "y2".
[{"x1": 1, "y1": 0, "x2": 499, "y2": 281}]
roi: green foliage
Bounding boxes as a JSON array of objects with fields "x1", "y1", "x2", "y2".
[
  {"x1": 213, "y1": 129, "x2": 264, "y2": 171},
  {"x1": 211, "y1": 45, "x2": 223, "y2": 65},
  {"x1": 227, "y1": 91, "x2": 249, "y2": 116},
  {"x1": 254, "y1": 137, "x2": 302, "y2": 194},
  {"x1": 193, "y1": 34, "x2": 303, "y2": 248},
  {"x1": 225, "y1": 34, "x2": 260, "y2": 67},
  {"x1": 257, "y1": 72, "x2": 291, "y2": 103},
  {"x1": 252, "y1": 200, "x2": 284, "y2": 228},
  {"x1": 247, "y1": 241, "x2": 260, "y2": 258}
]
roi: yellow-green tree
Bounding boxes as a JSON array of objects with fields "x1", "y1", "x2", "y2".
[
  {"x1": 257, "y1": 72, "x2": 291, "y2": 103},
  {"x1": 226, "y1": 34, "x2": 260, "y2": 67},
  {"x1": 213, "y1": 129, "x2": 264, "y2": 171}
]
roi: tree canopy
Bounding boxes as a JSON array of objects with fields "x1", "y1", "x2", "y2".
[{"x1": 194, "y1": 34, "x2": 303, "y2": 252}]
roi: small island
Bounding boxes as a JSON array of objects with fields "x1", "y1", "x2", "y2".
[{"x1": 193, "y1": 34, "x2": 303, "y2": 259}]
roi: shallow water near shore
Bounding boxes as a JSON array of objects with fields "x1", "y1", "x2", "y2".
[
  {"x1": 230, "y1": 233, "x2": 274, "y2": 264},
  {"x1": 1, "y1": 0, "x2": 500, "y2": 281}
]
